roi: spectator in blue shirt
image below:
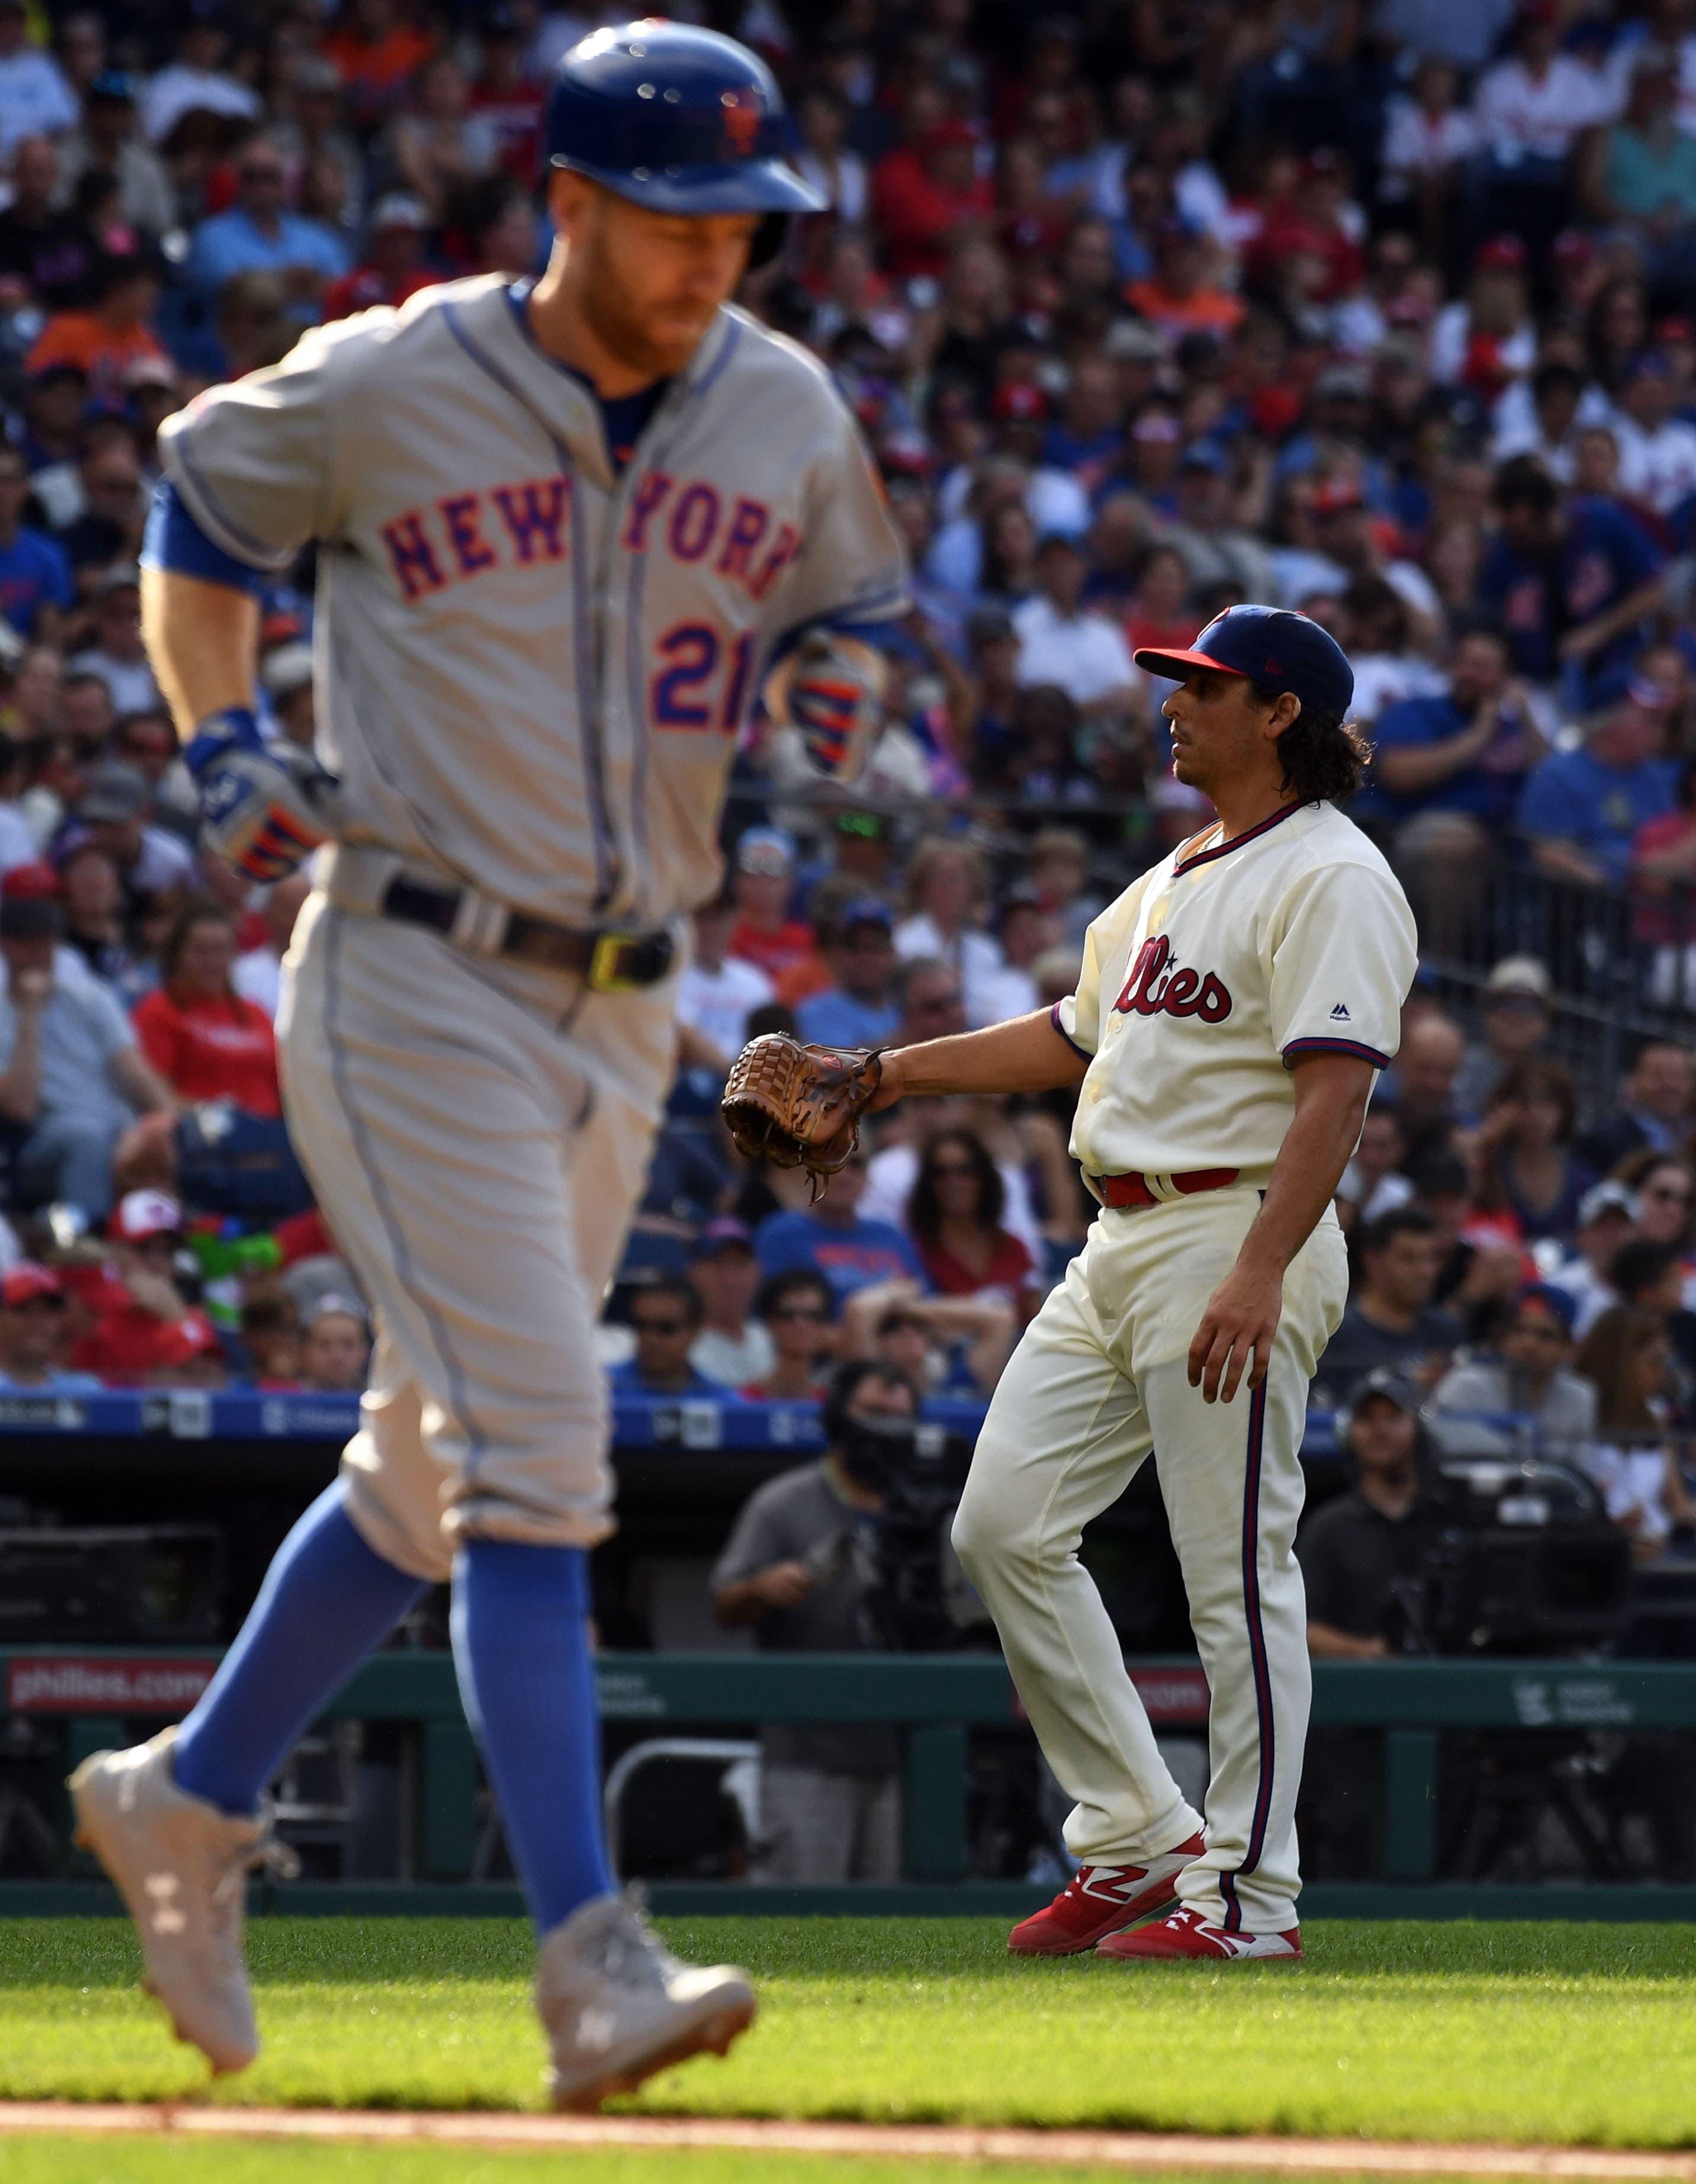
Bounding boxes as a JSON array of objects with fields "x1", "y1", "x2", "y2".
[
  {"x1": 1370, "y1": 623, "x2": 1546, "y2": 832},
  {"x1": 1479, "y1": 457, "x2": 1664, "y2": 705},
  {"x1": 0, "y1": 442, "x2": 71, "y2": 644},
  {"x1": 185, "y1": 136, "x2": 349, "y2": 322},
  {"x1": 1516, "y1": 681, "x2": 1679, "y2": 887},
  {"x1": 608, "y1": 1277, "x2": 718, "y2": 1398},
  {"x1": 755, "y1": 1147, "x2": 925, "y2": 1305},
  {"x1": 794, "y1": 899, "x2": 901, "y2": 1050}
]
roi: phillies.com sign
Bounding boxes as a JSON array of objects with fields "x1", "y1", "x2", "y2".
[{"x1": 6, "y1": 1658, "x2": 217, "y2": 1715}]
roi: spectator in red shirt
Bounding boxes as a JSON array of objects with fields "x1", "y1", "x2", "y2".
[
  {"x1": 872, "y1": 115, "x2": 992, "y2": 283},
  {"x1": 322, "y1": 193, "x2": 439, "y2": 320},
  {"x1": 73, "y1": 1188, "x2": 224, "y2": 1385},
  {"x1": 728, "y1": 828, "x2": 814, "y2": 985},
  {"x1": 905, "y1": 1127, "x2": 1036, "y2": 1311},
  {"x1": 1123, "y1": 543, "x2": 1200, "y2": 658},
  {"x1": 131, "y1": 902, "x2": 281, "y2": 1117}
]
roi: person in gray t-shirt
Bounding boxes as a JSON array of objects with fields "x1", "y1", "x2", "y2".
[
  {"x1": 712, "y1": 1362, "x2": 916, "y2": 1884},
  {"x1": 0, "y1": 879, "x2": 174, "y2": 1220}
]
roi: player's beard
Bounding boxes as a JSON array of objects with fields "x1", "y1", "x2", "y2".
[{"x1": 577, "y1": 227, "x2": 718, "y2": 382}]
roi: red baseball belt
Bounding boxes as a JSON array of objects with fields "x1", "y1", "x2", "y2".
[{"x1": 1092, "y1": 1167, "x2": 1241, "y2": 1211}]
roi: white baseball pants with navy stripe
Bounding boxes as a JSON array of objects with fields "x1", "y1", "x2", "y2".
[
  {"x1": 952, "y1": 1188, "x2": 1347, "y2": 1934},
  {"x1": 277, "y1": 884, "x2": 679, "y2": 1583}
]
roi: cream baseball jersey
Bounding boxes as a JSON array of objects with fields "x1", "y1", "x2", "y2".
[
  {"x1": 155, "y1": 275, "x2": 907, "y2": 926},
  {"x1": 1054, "y1": 799, "x2": 1418, "y2": 1188}
]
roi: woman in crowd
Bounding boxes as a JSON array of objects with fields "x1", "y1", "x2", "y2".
[
  {"x1": 905, "y1": 1126, "x2": 1036, "y2": 1314},
  {"x1": 1474, "y1": 1059, "x2": 1595, "y2": 1246},
  {"x1": 741, "y1": 1269, "x2": 835, "y2": 1401},
  {"x1": 1121, "y1": 542, "x2": 1197, "y2": 659},
  {"x1": 1574, "y1": 1306, "x2": 1696, "y2": 1559},
  {"x1": 130, "y1": 900, "x2": 281, "y2": 1115},
  {"x1": 894, "y1": 839, "x2": 1004, "y2": 1015}
]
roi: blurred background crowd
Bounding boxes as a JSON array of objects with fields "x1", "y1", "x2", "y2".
[{"x1": 3, "y1": 0, "x2": 1696, "y2": 1586}]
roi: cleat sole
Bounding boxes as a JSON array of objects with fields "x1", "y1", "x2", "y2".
[{"x1": 551, "y1": 1995, "x2": 756, "y2": 2113}]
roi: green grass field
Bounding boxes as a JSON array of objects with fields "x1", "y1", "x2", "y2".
[
  {"x1": 1, "y1": 1917, "x2": 1694, "y2": 2149},
  {"x1": 0, "y1": 2149, "x2": 1334, "y2": 2184}
]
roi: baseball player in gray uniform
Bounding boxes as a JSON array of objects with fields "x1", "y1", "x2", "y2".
[{"x1": 69, "y1": 22, "x2": 905, "y2": 2108}]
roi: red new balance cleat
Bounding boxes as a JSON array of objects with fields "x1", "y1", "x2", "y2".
[
  {"x1": 1097, "y1": 1905, "x2": 1303, "y2": 1963},
  {"x1": 1008, "y1": 1834, "x2": 1204, "y2": 1956}
]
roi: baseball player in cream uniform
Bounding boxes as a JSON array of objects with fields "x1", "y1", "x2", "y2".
[
  {"x1": 868, "y1": 606, "x2": 1417, "y2": 1961},
  {"x1": 69, "y1": 23, "x2": 906, "y2": 2103}
]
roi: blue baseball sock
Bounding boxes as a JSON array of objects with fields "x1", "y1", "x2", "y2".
[
  {"x1": 173, "y1": 1482, "x2": 428, "y2": 1816},
  {"x1": 450, "y1": 1539, "x2": 615, "y2": 1934}
]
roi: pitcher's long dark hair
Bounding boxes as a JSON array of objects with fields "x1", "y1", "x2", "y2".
[{"x1": 1253, "y1": 682, "x2": 1371, "y2": 805}]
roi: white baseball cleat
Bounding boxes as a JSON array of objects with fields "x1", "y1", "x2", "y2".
[
  {"x1": 536, "y1": 1891, "x2": 756, "y2": 2111},
  {"x1": 68, "y1": 1726, "x2": 297, "y2": 2074}
]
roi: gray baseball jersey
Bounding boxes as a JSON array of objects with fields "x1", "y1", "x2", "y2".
[{"x1": 156, "y1": 273, "x2": 908, "y2": 924}]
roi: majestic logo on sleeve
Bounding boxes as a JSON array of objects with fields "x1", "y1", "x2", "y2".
[{"x1": 1113, "y1": 934, "x2": 1232, "y2": 1024}]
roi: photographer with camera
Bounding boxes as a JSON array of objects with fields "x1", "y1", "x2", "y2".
[
  {"x1": 1296, "y1": 1369, "x2": 1448, "y2": 1876},
  {"x1": 711, "y1": 1360, "x2": 921, "y2": 1884},
  {"x1": 1299, "y1": 1369, "x2": 1448, "y2": 1661}
]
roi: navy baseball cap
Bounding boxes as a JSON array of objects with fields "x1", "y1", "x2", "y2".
[{"x1": 1133, "y1": 604, "x2": 1354, "y2": 718}]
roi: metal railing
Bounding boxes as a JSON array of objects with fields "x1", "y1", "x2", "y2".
[
  {"x1": 7, "y1": 1648, "x2": 1696, "y2": 1917},
  {"x1": 1385, "y1": 839, "x2": 1696, "y2": 1107}
]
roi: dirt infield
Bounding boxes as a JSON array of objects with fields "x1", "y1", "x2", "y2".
[{"x1": 0, "y1": 2105, "x2": 1692, "y2": 2177}]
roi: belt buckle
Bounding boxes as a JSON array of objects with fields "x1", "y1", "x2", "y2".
[{"x1": 587, "y1": 930, "x2": 673, "y2": 992}]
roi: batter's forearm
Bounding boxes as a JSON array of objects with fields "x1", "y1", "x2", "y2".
[
  {"x1": 1236, "y1": 1056, "x2": 1373, "y2": 1277},
  {"x1": 879, "y1": 1009, "x2": 1090, "y2": 1103},
  {"x1": 140, "y1": 566, "x2": 263, "y2": 740}
]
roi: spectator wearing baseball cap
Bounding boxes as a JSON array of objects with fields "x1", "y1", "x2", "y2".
[
  {"x1": 323, "y1": 194, "x2": 439, "y2": 322},
  {"x1": 1452, "y1": 955, "x2": 1554, "y2": 1124},
  {"x1": 1546, "y1": 1180, "x2": 1643, "y2": 1338},
  {"x1": 795, "y1": 899, "x2": 901, "y2": 1051},
  {"x1": 295, "y1": 1294, "x2": 371, "y2": 1392},
  {"x1": 0, "y1": 864, "x2": 175, "y2": 1221},
  {"x1": 0, "y1": 1262, "x2": 102, "y2": 1392},
  {"x1": 72, "y1": 1188, "x2": 223, "y2": 1385},
  {"x1": 65, "y1": 759, "x2": 195, "y2": 914},
  {"x1": 1296, "y1": 1366, "x2": 1447, "y2": 1874},
  {"x1": 1300, "y1": 1369, "x2": 1446, "y2": 1652},
  {"x1": 688, "y1": 1219, "x2": 775, "y2": 1389},
  {"x1": 728, "y1": 828, "x2": 813, "y2": 987},
  {"x1": 1431, "y1": 1282, "x2": 1597, "y2": 1465}
]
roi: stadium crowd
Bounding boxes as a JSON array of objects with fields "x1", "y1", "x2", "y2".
[{"x1": 0, "y1": 0, "x2": 1694, "y2": 1571}]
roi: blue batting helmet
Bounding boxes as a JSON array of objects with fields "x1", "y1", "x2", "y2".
[{"x1": 545, "y1": 19, "x2": 824, "y2": 259}]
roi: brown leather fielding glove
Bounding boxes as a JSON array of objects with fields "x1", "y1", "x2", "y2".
[{"x1": 721, "y1": 1034, "x2": 885, "y2": 1199}]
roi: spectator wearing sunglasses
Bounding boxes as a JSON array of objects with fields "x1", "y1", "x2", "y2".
[
  {"x1": 609, "y1": 1277, "x2": 717, "y2": 1398},
  {"x1": 741, "y1": 1269, "x2": 836, "y2": 1401},
  {"x1": 905, "y1": 1126, "x2": 1036, "y2": 1313}
]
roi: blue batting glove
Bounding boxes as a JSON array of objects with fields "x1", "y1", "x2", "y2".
[{"x1": 188, "y1": 707, "x2": 343, "y2": 883}]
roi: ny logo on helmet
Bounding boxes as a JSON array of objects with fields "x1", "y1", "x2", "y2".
[{"x1": 720, "y1": 85, "x2": 762, "y2": 156}]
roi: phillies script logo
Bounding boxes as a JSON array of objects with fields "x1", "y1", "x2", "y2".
[{"x1": 1114, "y1": 935, "x2": 1232, "y2": 1023}]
